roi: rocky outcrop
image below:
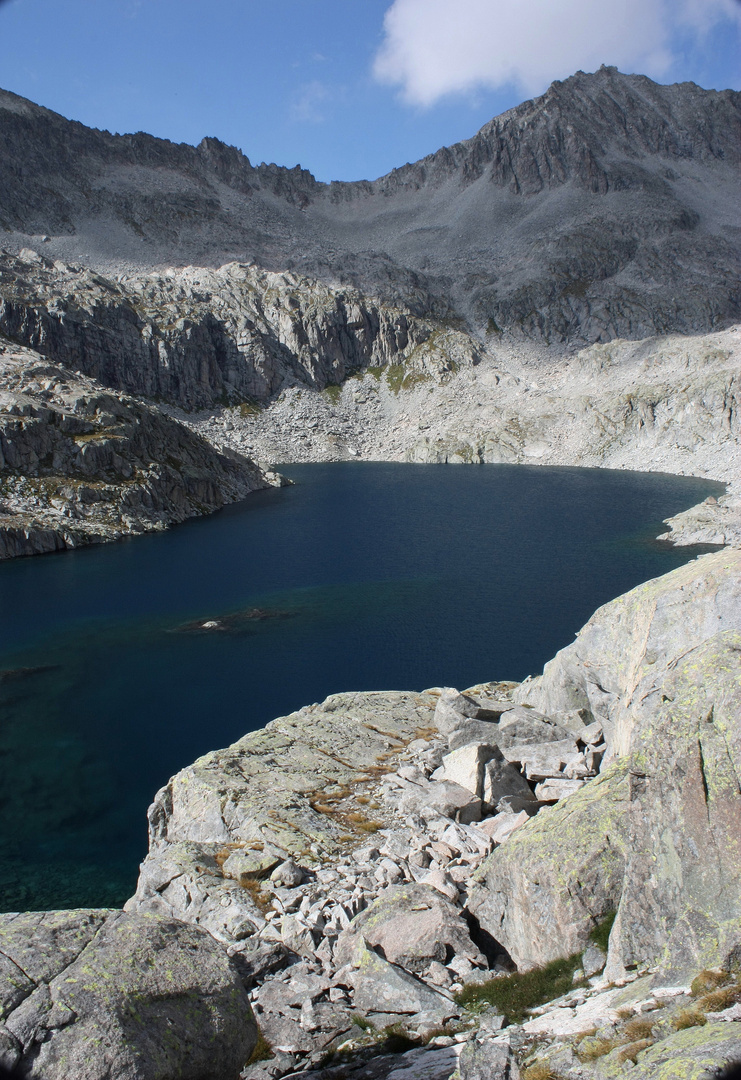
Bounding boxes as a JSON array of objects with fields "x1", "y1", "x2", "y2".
[
  {"x1": 123, "y1": 680, "x2": 608, "y2": 1068},
  {"x1": 2, "y1": 67, "x2": 740, "y2": 346},
  {"x1": 512, "y1": 549, "x2": 741, "y2": 756},
  {"x1": 0, "y1": 552, "x2": 736, "y2": 1078},
  {"x1": 0, "y1": 251, "x2": 474, "y2": 411},
  {"x1": 659, "y1": 490, "x2": 741, "y2": 547},
  {"x1": 0, "y1": 340, "x2": 280, "y2": 557},
  {"x1": 466, "y1": 762, "x2": 632, "y2": 972},
  {"x1": 0, "y1": 908, "x2": 256, "y2": 1079},
  {"x1": 117, "y1": 550, "x2": 741, "y2": 1075},
  {"x1": 468, "y1": 550, "x2": 741, "y2": 983}
]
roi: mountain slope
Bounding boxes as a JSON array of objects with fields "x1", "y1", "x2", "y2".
[{"x1": 1, "y1": 66, "x2": 739, "y2": 347}]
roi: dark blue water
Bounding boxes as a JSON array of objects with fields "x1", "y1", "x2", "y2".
[{"x1": 0, "y1": 463, "x2": 723, "y2": 912}]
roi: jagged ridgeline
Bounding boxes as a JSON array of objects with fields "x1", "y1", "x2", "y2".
[{"x1": 1, "y1": 64, "x2": 740, "y2": 362}]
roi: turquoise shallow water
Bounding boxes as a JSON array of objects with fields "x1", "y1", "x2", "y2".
[{"x1": 0, "y1": 462, "x2": 723, "y2": 912}]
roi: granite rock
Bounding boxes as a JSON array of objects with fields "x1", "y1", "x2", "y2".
[{"x1": 0, "y1": 909, "x2": 256, "y2": 1080}]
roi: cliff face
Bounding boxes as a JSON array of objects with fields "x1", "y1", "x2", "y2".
[
  {"x1": 470, "y1": 550, "x2": 741, "y2": 982},
  {"x1": 2, "y1": 66, "x2": 740, "y2": 347},
  {"x1": 0, "y1": 251, "x2": 474, "y2": 410}
]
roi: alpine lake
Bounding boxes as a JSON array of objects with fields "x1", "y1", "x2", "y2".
[{"x1": 0, "y1": 462, "x2": 724, "y2": 912}]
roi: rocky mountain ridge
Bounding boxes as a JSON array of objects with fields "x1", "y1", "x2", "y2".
[{"x1": 2, "y1": 66, "x2": 740, "y2": 346}]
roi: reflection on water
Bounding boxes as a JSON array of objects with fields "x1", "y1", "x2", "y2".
[{"x1": 0, "y1": 463, "x2": 723, "y2": 911}]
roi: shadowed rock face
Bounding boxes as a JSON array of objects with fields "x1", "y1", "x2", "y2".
[
  {"x1": 1, "y1": 66, "x2": 739, "y2": 347},
  {"x1": 0, "y1": 252, "x2": 475, "y2": 410}
]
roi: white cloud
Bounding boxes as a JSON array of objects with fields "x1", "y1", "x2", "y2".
[
  {"x1": 373, "y1": 0, "x2": 741, "y2": 106},
  {"x1": 290, "y1": 80, "x2": 331, "y2": 123}
]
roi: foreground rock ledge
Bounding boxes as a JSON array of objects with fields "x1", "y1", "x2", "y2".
[{"x1": 3, "y1": 550, "x2": 740, "y2": 1079}]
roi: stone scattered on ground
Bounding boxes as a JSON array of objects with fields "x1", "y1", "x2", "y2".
[{"x1": 125, "y1": 674, "x2": 606, "y2": 1070}]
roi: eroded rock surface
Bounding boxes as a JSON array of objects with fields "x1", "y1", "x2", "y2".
[
  {"x1": 126, "y1": 681, "x2": 605, "y2": 1068},
  {"x1": 513, "y1": 548, "x2": 741, "y2": 755},
  {"x1": 0, "y1": 909, "x2": 256, "y2": 1079},
  {"x1": 0, "y1": 252, "x2": 475, "y2": 411}
]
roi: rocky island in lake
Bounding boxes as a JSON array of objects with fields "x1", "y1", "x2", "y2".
[{"x1": 0, "y1": 61, "x2": 740, "y2": 1080}]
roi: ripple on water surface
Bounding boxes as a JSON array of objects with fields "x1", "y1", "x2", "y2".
[{"x1": 0, "y1": 462, "x2": 724, "y2": 911}]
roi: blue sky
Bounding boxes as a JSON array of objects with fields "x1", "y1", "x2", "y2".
[{"x1": 0, "y1": 0, "x2": 739, "y2": 183}]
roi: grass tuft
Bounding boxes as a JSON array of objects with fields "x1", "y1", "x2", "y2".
[
  {"x1": 617, "y1": 1038, "x2": 654, "y2": 1064},
  {"x1": 350, "y1": 1015, "x2": 377, "y2": 1032},
  {"x1": 673, "y1": 1008, "x2": 707, "y2": 1030},
  {"x1": 696, "y1": 986, "x2": 741, "y2": 1013},
  {"x1": 588, "y1": 911, "x2": 616, "y2": 953},
  {"x1": 691, "y1": 969, "x2": 730, "y2": 997},
  {"x1": 323, "y1": 383, "x2": 342, "y2": 404},
  {"x1": 577, "y1": 1037, "x2": 620, "y2": 1062},
  {"x1": 522, "y1": 1063, "x2": 559, "y2": 1080},
  {"x1": 455, "y1": 953, "x2": 584, "y2": 1024},
  {"x1": 239, "y1": 878, "x2": 273, "y2": 913},
  {"x1": 246, "y1": 1030, "x2": 273, "y2": 1065},
  {"x1": 623, "y1": 1017, "x2": 655, "y2": 1041}
]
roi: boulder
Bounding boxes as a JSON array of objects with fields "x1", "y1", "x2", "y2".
[
  {"x1": 222, "y1": 847, "x2": 282, "y2": 883},
  {"x1": 470, "y1": 554, "x2": 741, "y2": 982},
  {"x1": 449, "y1": 719, "x2": 505, "y2": 752},
  {"x1": 500, "y1": 738, "x2": 581, "y2": 779},
  {"x1": 497, "y1": 706, "x2": 570, "y2": 745},
  {"x1": 458, "y1": 1035, "x2": 521, "y2": 1080},
  {"x1": 0, "y1": 909, "x2": 256, "y2": 1080},
  {"x1": 421, "y1": 869, "x2": 461, "y2": 901},
  {"x1": 468, "y1": 761, "x2": 632, "y2": 969},
  {"x1": 333, "y1": 883, "x2": 485, "y2": 974},
  {"x1": 434, "y1": 688, "x2": 512, "y2": 735},
  {"x1": 434, "y1": 688, "x2": 482, "y2": 734},
  {"x1": 596, "y1": 1023, "x2": 741, "y2": 1080},
  {"x1": 347, "y1": 941, "x2": 458, "y2": 1025},
  {"x1": 432, "y1": 742, "x2": 500, "y2": 798},
  {"x1": 582, "y1": 942, "x2": 607, "y2": 977},
  {"x1": 495, "y1": 796, "x2": 543, "y2": 816},
  {"x1": 482, "y1": 752, "x2": 536, "y2": 810},
  {"x1": 605, "y1": 631, "x2": 741, "y2": 982},
  {"x1": 270, "y1": 858, "x2": 305, "y2": 887},
  {"x1": 476, "y1": 811, "x2": 531, "y2": 845},
  {"x1": 534, "y1": 778, "x2": 586, "y2": 802},
  {"x1": 394, "y1": 776, "x2": 483, "y2": 823}
]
